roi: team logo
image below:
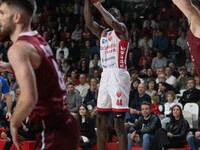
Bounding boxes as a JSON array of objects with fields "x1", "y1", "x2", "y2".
[
  {"x1": 102, "y1": 39, "x2": 108, "y2": 44},
  {"x1": 116, "y1": 91, "x2": 121, "y2": 98},
  {"x1": 108, "y1": 35, "x2": 112, "y2": 41},
  {"x1": 103, "y1": 32, "x2": 107, "y2": 37}
]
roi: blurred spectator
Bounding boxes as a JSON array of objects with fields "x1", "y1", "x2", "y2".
[
  {"x1": 9, "y1": 73, "x2": 19, "y2": 92},
  {"x1": 153, "y1": 30, "x2": 168, "y2": 54},
  {"x1": 71, "y1": 23, "x2": 82, "y2": 41},
  {"x1": 89, "y1": 59, "x2": 101, "y2": 77},
  {"x1": 89, "y1": 53, "x2": 101, "y2": 68},
  {"x1": 138, "y1": 35, "x2": 153, "y2": 51},
  {"x1": 68, "y1": 40, "x2": 80, "y2": 65},
  {"x1": 127, "y1": 83, "x2": 151, "y2": 124},
  {"x1": 165, "y1": 67, "x2": 177, "y2": 87},
  {"x1": 77, "y1": 58, "x2": 89, "y2": 74},
  {"x1": 66, "y1": 83, "x2": 82, "y2": 118},
  {"x1": 165, "y1": 21, "x2": 178, "y2": 40},
  {"x1": 143, "y1": 14, "x2": 156, "y2": 29},
  {"x1": 62, "y1": 60, "x2": 73, "y2": 74},
  {"x1": 90, "y1": 39, "x2": 100, "y2": 58},
  {"x1": 175, "y1": 67, "x2": 188, "y2": 91},
  {"x1": 129, "y1": 41, "x2": 142, "y2": 65},
  {"x1": 127, "y1": 51, "x2": 138, "y2": 72},
  {"x1": 71, "y1": 71, "x2": 80, "y2": 86},
  {"x1": 77, "y1": 105, "x2": 97, "y2": 150},
  {"x1": 152, "y1": 105, "x2": 189, "y2": 149},
  {"x1": 146, "y1": 78, "x2": 157, "y2": 97},
  {"x1": 84, "y1": 78, "x2": 98, "y2": 113},
  {"x1": 0, "y1": 41, "x2": 9, "y2": 62},
  {"x1": 138, "y1": 48, "x2": 153, "y2": 68},
  {"x1": 151, "y1": 51, "x2": 167, "y2": 70},
  {"x1": 179, "y1": 77, "x2": 200, "y2": 106},
  {"x1": 130, "y1": 70, "x2": 144, "y2": 83},
  {"x1": 128, "y1": 101, "x2": 161, "y2": 150},
  {"x1": 56, "y1": 41, "x2": 69, "y2": 60},
  {"x1": 194, "y1": 75, "x2": 200, "y2": 90},
  {"x1": 151, "y1": 95, "x2": 163, "y2": 115},
  {"x1": 141, "y1": 20, "x2": 154, "y2": 39},
  {"x1": 80, "y1": 40, "x2": 91, "y2": 60},
  {"x1": 75, "y1": 74, "x2": 90, "y2": 101},
  {"x1": 168, "y1": 62, "x2": 179, "y2": 78},
  {"x1": 82, "y1": 24, "x2": 92, "y2": 41},
  {"x1": 129, "y1": 79, "x2": 141, "y2": 107}
]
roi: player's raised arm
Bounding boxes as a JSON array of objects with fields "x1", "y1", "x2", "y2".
[
  {"x1": 172, "y1": 0, "x2": 200, "y2": 25},
  {"x1": 92, "y1": 1, "x2": 129, "y2": 41},
  {"x1": 84, "y1": 0, "x2": 104, "y2": 38},
  {"x1": 8, "y1": 41, "x2": 38, "y2": 149}
]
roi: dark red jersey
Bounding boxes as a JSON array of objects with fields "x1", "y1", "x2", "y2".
[
  {"x1": 187, "y1": 29, "x2": 200, "y2": 78},
  {"x1": 17, "y1": 31, "x2": 68, "y2": 122}
]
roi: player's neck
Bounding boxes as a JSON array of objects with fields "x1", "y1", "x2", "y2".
[{"x1": 10, "y1": 24, "x2": 31, "y2": 43}]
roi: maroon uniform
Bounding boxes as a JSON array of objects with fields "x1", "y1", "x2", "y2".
[
  {"x1": 17, "y1": 31, "x2": 79, "y2": 150},
  {"x1": 187, "y1": 29, "x2": 200, "y2": 78}
]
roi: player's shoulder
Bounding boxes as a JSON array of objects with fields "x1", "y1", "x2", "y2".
[{"x1": 8, "y1": 40, "x2": 35, "y2": 55}]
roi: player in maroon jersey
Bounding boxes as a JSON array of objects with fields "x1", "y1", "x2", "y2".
[
  {"x1": 172, "y1": 0, "x2": 200, "y2": 78},
  {"x1": 0, "y1": 0, "x2": 79, "y2": 150}
]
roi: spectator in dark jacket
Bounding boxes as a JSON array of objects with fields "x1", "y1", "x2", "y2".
[
  {"x1": 152, "y1": 105, "x2": 189, "y2": 149},
  {"x1": 179, "y1": 77, "x2": 200, "y2": 106},
  {"x1": 78, "y1": 105, "x2": 97, "y2": 150},
  {"x1": 128, "y1": 101, "x2": 161, "y2": 150}
]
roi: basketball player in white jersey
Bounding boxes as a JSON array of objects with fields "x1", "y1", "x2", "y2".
[{"x1": 84, "y1": 0, "x2": 130, "y2": 150}]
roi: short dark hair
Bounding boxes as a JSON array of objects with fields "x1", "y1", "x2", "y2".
[
  {"x1": 141, "y1": 101, "x2": 151, "y2": 108},
  {"x1": 1, "y1": 0, "x2": 37, "y2": 16},
  {"x1": 67, "y1": 82, "x2": 74, "y2": 87},
  {"x1": 187, "y1": 77, "x2": 196, "y2": 84}
]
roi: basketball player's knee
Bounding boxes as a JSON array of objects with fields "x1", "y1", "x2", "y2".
[
  {"x1": 114, "y1": 118, "x2": 125, "y2": 135},
  {"x1": 97, "y1": 114, "x2": 108, "y2": 131}
]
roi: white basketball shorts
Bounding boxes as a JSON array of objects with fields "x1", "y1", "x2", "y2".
[{"x1": 97, "y1": 69, "x2": 130, "y2": 112}]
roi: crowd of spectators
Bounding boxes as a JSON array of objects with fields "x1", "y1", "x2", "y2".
[{"x1": 0, "y1": 0, "x2": 200, "y2": 149}]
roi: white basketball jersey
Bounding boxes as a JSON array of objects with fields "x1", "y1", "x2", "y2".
[{"x1": 100, "y1": 29, "x2": 129, "y2": 69}]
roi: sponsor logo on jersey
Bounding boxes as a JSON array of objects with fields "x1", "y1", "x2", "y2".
[
  {"x1": 108, "y1": 35, "x2": 112, "y2": 41},
  {"x1": 102, "y1": 39, "x2": 108, "y2": 44}
]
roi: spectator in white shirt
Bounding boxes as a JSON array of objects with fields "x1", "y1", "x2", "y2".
[{"x1": 56, "y1": 41, "x2": 69, "y2": 60}]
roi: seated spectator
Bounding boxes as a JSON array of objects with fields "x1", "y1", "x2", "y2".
[
  {"x1": 80, "y1": 40, "x2": 91, "y2": 60},
  {"x1": 71, "y1": 23, "x2": 82, "y2": 41},
  {"x1": 143, "y1": 14, "x2": 156, "y2": 29},
  {"x1": 168, "y1": 62, "x2": 179, "y2": 78},
  {"x1": 75, "y1": 74, "x2": 90, "y2": 101},
  {"x1": 165, "y1": 21, "x2": 178, "y2": 40},
  {"x1": 89, "y1": 59, "x2": 101, "y2": 77},
  {"x1": 126, "y1": 83, "x2": 151, "y2": 124},
  {"x1": 138, "y1": 48, "x2": 153, "y2": 68},
  {"x1": 128, "y1": 79, "x2": 141, "y2": 107},
  {"x1": 71, "y1": 71, "x2": 80, "y2": 86},
  {"x1": 56, "y1": 41, "x2": 69, "y2": 60},
  {"x1": 138, "y1": 35, "x2": 153, "y2": 51},
  {"x1": 127, "y1": 51, "x2": 138, "y2": 72},
  {"x1": 58, "y1": 51, "x2": 65, "y2": 65},
  {"x1": 140, "y1": 20, "x2": 154, "y2": 39},
  {"x1": 77, "y1": 58, "x2": 89, "y2": 74},
  {"x1": 129, "y1": 41, "x2": 142, "y2": 65},
  {"x1": 151, "y1": 51, "x2": 167, "y2": 70},
  {"x1": 66, "y1": 83, "x2": 82, "y2": 118},
  {"x1": 167, "y1": 39, "x2": 182, "y2": 65},
  {"x1": 155, "y1": 67, "x2": 165, "y2": 83},
  {"x1": 165, "y1": 66, "x2": 177, "y2": 87},
  {"x1": 68, "y1": 40, "x2": 80, "y2": 65},
  {"x1": 152, "y1": 105, "x2": 189, "y2": 149},
  {"x1": 175, "y1": 66, "x2": 188, "y2": 90},
  {"x1": 90, "y1": 39, "x2": 100, "y2": 58},
  {"x1": 89, "y1": 53, "x2": 101, "y2": 68},
  {"x1": 83, "y1": 78, "x2": 98, "y2": 113},
  {"x1": 188, "y1": 128, "x2": 200, "y2": 150},
  {"x1": 146, "y1": 78, "x2": 157, "y2": 97},
  {"x1": 195, "y1": 75, "x2": 200, "y2": 90},
  {"x1": 62, "y1": 60, "x2": 73, "y2": 74},
  {"x1": 127, "y1": 101, "x2": 161, "y2": 150},
  {"x1": 82, "y1": 24, "x2": 92, "y2": 41},
  {"x1": 156, "y1": 82, "x2": 167, "y2": 103},
  {"x1": 160, "y1": 91, "x2": 180, "y2": 129},
  {"x1": 78, "y1": 105, "x2": 97, "y2": 150},
  {"x1": 151, "y1": 95, "x2": 163, "y2": 115},
  {"x1": 130, "y1": 70, "x2": 144, "y2": 83},
  {"x1": 179, "y1": 77, "x2": 200, "y2": 106},
  {"x1": 153, "y1": 30, "x2": 168, "y2": 55}
]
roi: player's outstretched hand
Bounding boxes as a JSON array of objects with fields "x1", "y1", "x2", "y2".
[
  {"x1": 6, "y1": 112, "x2": 11, "y2": 122},
  {"x1": 0, "y1": 61, "x2": 12, "y2": 72},
  {"x1": 10, "y1": 124, "x2": 25, "y2": 150},
  {"x1": 91, "y1": 0, "x2": 105, "y2": 8}
]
